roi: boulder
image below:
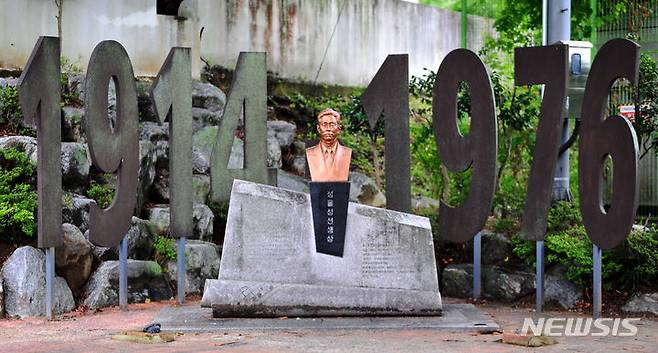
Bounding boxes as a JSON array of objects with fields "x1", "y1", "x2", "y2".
[
  {"x1": 192, "y1": 107, "x2": 222, "y2": 133},
  {"x1": 136, "y1": 80, "x2": 158, "y2": 122},
  {"x1": 348, "y1": 171, "x2": 386, "y2": 208},
  {"x1": 0, "y1": 136, "x2": 38, "y2": 163},
  {"x1": 55, "y1": 224, "x2": 94, "y2": 292},
  {"x1": 82, "y1": 260, "x2": 172, "y2": 309},
  {"x1": 267, "y1": 133, "x2": 282, "y2": 168},
  {"x1": 480, "y1": 231, "x2": 513, "y2": 265},
  {"x1": 192, "y1": 81, "x2": 226, "y2": 112},
  {"x1": 442, "y1": 264, "x2": 535, "y2": 302},
  {"x1": 139, "y1": 122, "x2": 169, "y2": 144},
  {"x1": 267, "y1": 120, "x2": 296, "y2": 148},
  {"x1": 137, "y1": 140, "x2": 157, "y2": 211},
  {"x1": 283, "y1": 141, "x2": 306, "y2": 176},
  {"x1": 62, "y1": 193, "x2": 93, "y2": 233},
  {"x1": 61, "y1": 142, "x2": 90, "y2": 189},
  {"x1": 544, "y1": 265, "x2": 583, "y2": 309},
  {"x1": 165, "y1": 240, "x2": 220, "y2": 294},
  {"x1": 192, "y1": 174, "x2": 211, "y2": 204},
  {"x1": 61, "y1": 106, "x2": 85, "y2": 142},
  {"x1": 88, "y1": 217, "x2": 156, "y2": 262},
  {"x1": 151, "y1": 173, "x2": 211, "y2": 204},
  {"x1": 148, "y1": 204, "x2": 214, "y2": 241},
  {"x1": 1, "y1": 246, "x2": 75, "y2": 317},
  {"x1": 622, "y1": 292, "x2": 658, "y2": 315},
  {"x1": 412, "y1": 196, "x2": 441, "y2": 211},
  {"x1": 277, "y1": 169, "x2": 309, "y2": 193},
  {"x1": 192, "y1": 126, "x2": 242, "y2": 174}
]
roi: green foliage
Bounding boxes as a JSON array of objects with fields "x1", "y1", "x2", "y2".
[
  {"x1": 60, "y1": 57, "x2": 83, "y2": 106},
  {"x1": 0, "y1": 148, "x2": 37, "y2": 240},
  {"x1": 0, "y1": 85, "x2": 23, "y2": 133},
  {"x1": 87, "y1": 181, "x2": 114, "y2": 209},
  {"x1": 154, "y1": 235, "x2": 177, "y2": 262},
  {"x1": 512, "y1": 201, "x2": 658, "y2": 290}
]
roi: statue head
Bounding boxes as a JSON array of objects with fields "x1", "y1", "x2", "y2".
[{"x1": 316, "y1": 108, "x2": 342, "y2": 147}]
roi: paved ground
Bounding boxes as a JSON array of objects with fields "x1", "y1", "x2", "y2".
[{"x1": 0, "y1": 298, "x2": 655, "y2": 353}]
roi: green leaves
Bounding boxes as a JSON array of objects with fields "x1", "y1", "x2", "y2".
[{"x1": 0, "y1": 148, "x2": 37, "y2": 240}]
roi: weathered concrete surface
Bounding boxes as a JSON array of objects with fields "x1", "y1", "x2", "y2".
[{"x1": 202, "y1": 180, "x2": 441, "y2": 317}]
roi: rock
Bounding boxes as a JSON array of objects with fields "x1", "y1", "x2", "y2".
[
  {"x1": 1, "y1": 246, "x2": 75, "y2": 317},
  {"x1": 0, "y1": 136, "x2": 38, "y2": 163},
  {"x1": 267, "y1": 120, "x2": 296, "y2": 148},
  {"x1": 412, "y1": 196, "x2": 441, "y2": 211},
  {"x1": 201, "y1": 180, "x2": 441, "y2": 316},
  {"x1": 62, "y1": 193, "x2": 93, "y2": 233},
  {"x1": 544, "y1": 265, "x2": 583, "y2": 309},
  {"x1": 88, "y1": 217, "x2": 156, "y2": 262},
  {"x1": 622, "y1": 292, "x2": 658, "y2": 315},
  {"x1": 61, "y1": 142, "x2": 90, "y2": 189},
  {"x1": 148, "y1": 204, "x2": 214, "y2": 241},
  {"x1": 61, "y1": 106, "x2": 85, "y2": 142},
  {"x1": 165, "y1": 240, "x2": 220, "y2": 294},
  {"x1": 55, "y1": 224, "x2": 94, "y2": 292},
  {"x1": 192, "y1": 174, "x2": 211, "y2": 203},
  {"x1": 192, "y1": 107, "x2": 222, "y2": 133},
  {"x1": 192, "y1": 126, "x2": 242, "y2": 174},
  {"x1": 137, "y1": 140, "x2": 157, "y2": 211},
  {"x1": 136, "y1": 80, "x2": 158, "y2": 122},
  {"x1": 481, "y1": 231, "x2": 513, "y2": 265},
  {"x1": 139, "y1": 122, "x2": 169, "y2": 144},
  {"x1": 277, "y1": 169, "x2": 309, "y2": 193},
  {"x1": 83, "y1": 260, "x2": 172, "y2": 309},
  {"x1": 442, "y1": 264, "x2": 535, "y2": 302},
  {"x1": 348, "y1": 172, "x2": 386, "y2": 208},
  {"x1": 441, "y1": 264, "x2": 473, "y2": 298},
  {"x1": 192, "y1": 81, "x2": 226, "y2": 112},
  {"x1": 482, "y1": 266, "x2": 535, "y2": 302},
  {"x1": 267, "y1": 134, "x2": 282, "y2": 168}
]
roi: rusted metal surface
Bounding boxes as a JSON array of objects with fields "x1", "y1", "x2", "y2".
[
  {"x1": 432, "y1": 49, "x2": 497, "y2": 243},
  {"x1": 210, "y1": 52, "x2": 275, "y2": 203},
  {"x1": 84, "y1": 40, "x2": 139, "y2": 248},
  {"x1": 17, "y1": 36, "x2": 62, "y2": 248},
  {"x1": 150, "y1": 47, "x2": 193, "y2": 239},
  {"x1": 361, "y1": 54, "x2": 411, "y2": 213},
  {"x1": 579, "y1": 38, "x2": 640, "y2": 250},
  {"x1": 515, "y1": 44, "x2": 568, "y2": 241}
]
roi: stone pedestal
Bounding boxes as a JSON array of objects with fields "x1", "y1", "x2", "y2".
[{"x1": 201, "y1": 180, "x2": 442, "y2": 317}]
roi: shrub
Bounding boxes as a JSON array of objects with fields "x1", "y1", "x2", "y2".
[
  {"x1": 154, "y1": 234, "x2": 177, "y2": 263},
  {"x1": 87, "y1": 181, "x2": 114, "y2": 208},
  {"x1": 0, "y1": 148, "x2": 37, "y2": 240},
  {"x1": 0, "y1": 85, "x2": 22, "y2": 133}
]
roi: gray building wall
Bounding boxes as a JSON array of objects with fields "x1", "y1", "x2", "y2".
[{"x1": 0, "y1": 0, "x2": 494, "y2": 86}]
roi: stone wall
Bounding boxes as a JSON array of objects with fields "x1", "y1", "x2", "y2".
[{"x1": 0, "y1": 0, "x2": 493, "y2": 86}]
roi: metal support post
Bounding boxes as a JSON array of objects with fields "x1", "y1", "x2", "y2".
[
  {"x1": 45, "y1": 247, "x2": 55, "y2": 319},
  {"x1": 177, "y1": 237, "x2": 187, "y2": 304},
  {"x1": 119, "y1": 237, "x2": 128, "y2": 311},
  {"x1": 536, "y1": 241, "x2": 545, "y2": 312},
  {"x1": 473, "y1": 231, "x2": 481, "y2": 300},
  {"x1": 593, "y1": 244, "x2": 602, "y2": 319}
]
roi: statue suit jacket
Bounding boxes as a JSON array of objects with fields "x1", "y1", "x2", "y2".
[{"x1": 305, "y1": 142, "x2": 352, "y2": 182}]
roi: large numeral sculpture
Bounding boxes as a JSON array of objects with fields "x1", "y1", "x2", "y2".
[
  {"x1": 211, "y1": 52, "x2": 275, "y2": 202},
  {"x1": 150, "y1": 48, "x2": 193, "y2": 239},
  {"x1": 17, "y1": 37, "x2": 62, "y2": 248},
  {"x1": 579, "y1": 39, "x2": 640, "y2": 250},
  {"x1": 84, "y1": 41, "x2": 139, "y2": 247},
  {"x1": 515, "y1": 44, "x2": 568, "y2": 240},
  {"x1": 433, "y1": 49, "x2": 498, "y2": 243},
  {"x1": 361, "y1": 54, "x2": 411, "y2": 213}
]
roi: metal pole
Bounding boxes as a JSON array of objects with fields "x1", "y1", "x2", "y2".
[
  {"x1": 536, "y1": 241, "x2": 545, "y2": 312},
  {"x1": 473, "y1": 231, "x2": 481, "y2": 300},
  {"x1": 548, "y1": 0, "x2": 572, "y2": 201},
  {"x1": 593, "y1": 244, "x2": 602, "y2": 319},
  {"x1": 177, "y1": 237, "x2": 186, "y2": 304},
  {"x1": 461, "y1": 0, "x2": 468, "y2": 49},
  {"x1": 119, "y1": 237, "x2": 128, "y2": 311},
  {"x1": 45, "y1": 247, "x2": 55, "y2": 319}
]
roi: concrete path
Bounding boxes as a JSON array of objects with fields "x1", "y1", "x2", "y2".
[{"x1": 0, "y1": 299, "x2": 655, "y2": 352}]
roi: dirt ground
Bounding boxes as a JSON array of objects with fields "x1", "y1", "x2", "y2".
[{"x1": 0, "y1": 298, "x2": 655, "y2": 353}]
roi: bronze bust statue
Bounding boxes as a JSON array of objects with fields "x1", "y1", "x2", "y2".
[{"x1": 306, "y1": 108, "x2": 352, "y2": 182}]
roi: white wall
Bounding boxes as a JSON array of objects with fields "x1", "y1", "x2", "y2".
[{"x1": 0, "y1": 0, "x2": 493, "y2": 86}]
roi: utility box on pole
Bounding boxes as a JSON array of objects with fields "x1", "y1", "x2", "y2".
[{"x1": 560, "y1": 40, "x2": 593, "y2": 120}]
